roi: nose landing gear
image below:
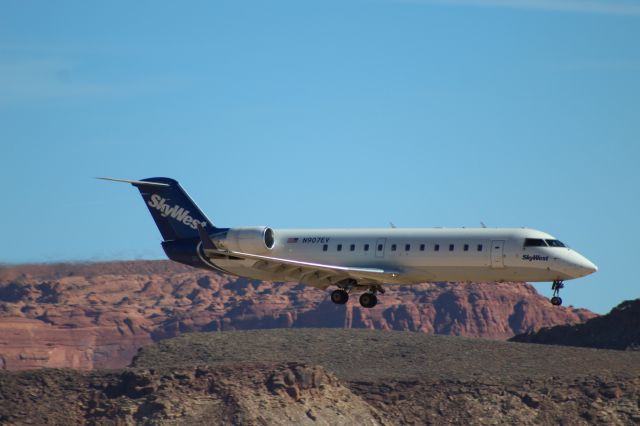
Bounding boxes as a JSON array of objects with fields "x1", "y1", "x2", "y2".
[{"x1": 550, "y1": 280, "x2": 564, "y2": 306}]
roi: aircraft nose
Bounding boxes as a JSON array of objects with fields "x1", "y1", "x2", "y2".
[
  {"x1": 581, "y1": 259, "x2": 598, "y2": 274},
  {"x1": 572, "y1": 254, "x2": 598, "y2": 277},
  {"x1": 556, "y1": 251, "x2": 598, "y2": 279}
]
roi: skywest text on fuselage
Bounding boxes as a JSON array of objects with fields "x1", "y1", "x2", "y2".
[{"x1": 522, "y1": 254, "x2": 550, "y2": 262}]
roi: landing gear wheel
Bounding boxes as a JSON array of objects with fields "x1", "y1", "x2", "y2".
[
  {"x1": 550, "y1": 280, "x2": 564, "y2": 306},
  {"x1": 331, "y1": 289, "x2": 349, "y2": 305},
  {"x1": 359, "y1": 293, "x2": 378, "y2": 308}
]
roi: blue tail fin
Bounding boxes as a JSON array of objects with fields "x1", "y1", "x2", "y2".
[{"x1": 102, "y1": 177, "x2": 216, "y2": 241}]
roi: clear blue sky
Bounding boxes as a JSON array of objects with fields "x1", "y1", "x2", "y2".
[{"x1": 1, "y1": 0, "x2": 638, "y2": 314}]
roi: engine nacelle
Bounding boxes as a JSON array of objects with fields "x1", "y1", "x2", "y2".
[{"x1": 212, "y1": 226, "x2": 275, "y2": 254}]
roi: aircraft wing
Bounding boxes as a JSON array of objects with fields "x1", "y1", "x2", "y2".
[{"x1": 197, "y1": 226, "x2": 399, "y2": 288}]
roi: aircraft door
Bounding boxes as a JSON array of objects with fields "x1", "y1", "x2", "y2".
[
  {"x1": 375, "y1": 238, "x2": 386, "y2": 258},
  {"x1": 491, "y1": 240, "x2": 505, "y2": 268}
]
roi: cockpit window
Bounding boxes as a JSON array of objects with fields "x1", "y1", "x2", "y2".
[
  {"x1": 524, "y1": 238, "x2": 547, "y2": 247},
  {"x1": 545, "y1": 239, "x2": 566, "y2": 247}
]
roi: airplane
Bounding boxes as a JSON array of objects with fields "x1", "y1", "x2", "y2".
[{"x1": 99, "y1": 177, "x2": 598, "y2": 308}]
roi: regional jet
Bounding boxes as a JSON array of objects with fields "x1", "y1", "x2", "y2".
[{"x1": 99, "y1": 177, "x2": 597, "y2": 308}]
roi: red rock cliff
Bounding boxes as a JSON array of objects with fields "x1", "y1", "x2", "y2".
[{"x1": 0, "y1": 261, "x2": 595, "y2": 370}]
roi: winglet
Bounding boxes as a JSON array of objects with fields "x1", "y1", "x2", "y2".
[{"x1": 197, "y1": 224, "x2": 217, "y2": 250}]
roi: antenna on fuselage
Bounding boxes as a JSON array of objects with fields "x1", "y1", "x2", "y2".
[
  {"x1": 389, "y1": 221, "x2": 397, "y2": 229},
  {"x1": 480, "y1": 221, "x2": 487, "y2": 228}
]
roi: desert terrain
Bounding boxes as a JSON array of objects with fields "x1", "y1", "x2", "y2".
[
  {"x1": 1, "y1": 261, "x2": 637, "y2": 425},
  {"x1": 1, "y1": 328, "x2": 639, "y2": 425}
]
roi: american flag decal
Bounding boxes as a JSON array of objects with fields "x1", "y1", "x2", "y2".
[{"x1": 287, "y1": 237, "x2": 299, "y2": 244}]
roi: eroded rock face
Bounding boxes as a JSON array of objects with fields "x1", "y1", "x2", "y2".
[
  {"x1": 0, "y1": 261, "x2": 595, "y2": 370},
  {"x1": 351, "y1": 376, "x2": 640, "y2": 425},
  {"x1": 3, "y1": 365, "x2": 639, "y2": 426},
  {"x1": 0, "y1": 363, "x2": 392, "y2": 425}
]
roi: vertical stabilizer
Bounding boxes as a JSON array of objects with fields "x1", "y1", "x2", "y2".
[{"x1": 98, "y1": 177, "x2": 216, "y2": 241}]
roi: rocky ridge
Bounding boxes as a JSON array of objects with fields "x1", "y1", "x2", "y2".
[
  {"x1": 511, "y1": 298, "x2": 640, "y2": 350},
  {"x1": 0, "y1": 261, "x2": 594, "y2": 370},
  {"x1": 130, "y1": 329, "x2": 640, "y2": 381}
]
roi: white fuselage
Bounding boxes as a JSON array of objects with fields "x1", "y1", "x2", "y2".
[{"x1": 211, "y1": 227, "x2": 597, "y2": 288}]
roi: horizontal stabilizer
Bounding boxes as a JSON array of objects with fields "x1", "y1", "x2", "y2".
[{"x1": 96, "y1": 177, "x2": 170, "y2": 187}]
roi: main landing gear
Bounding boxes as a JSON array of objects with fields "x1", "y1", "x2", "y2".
[
  {"x1": 359, "y1": 285, "x2": 385, "y2": 308},
  {"x1": 330, "y1": 278, "x2": 356, "y2": 305},
  {"x1": 359, "y1": 292, "x2": 377, "y2": 308},
  {"x1": 331, "y1": 289, "x2": 349, "y2": 304},
  {"x1": 550, "y1": 280, "x2": 564, "y2": 306},
  {"x1": 330, "y1": 281, "x2": 384, "y2": 309}
]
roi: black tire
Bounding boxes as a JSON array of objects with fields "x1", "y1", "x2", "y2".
[
  {"x1": 359, "y1": 293, "x2": 378, "y2": 308},
  {"x1": 550, "y1": 296, "x2": 562, "y2": 306},
  {"x1": 331, "y1": 289, "x2": 349, "y2": 305}
]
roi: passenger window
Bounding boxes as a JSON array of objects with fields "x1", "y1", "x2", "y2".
[
  {"x1": 449, "y1": 244, "x2": 454, "y2": 251},
  {"x1": 391, "y1": 244, "x2": 397, "y2": 251},
  {"x1": 420, "y1": 244, "x2": 425, "y2": 251},
  {"x1": 377, "y1": 244, "x2": 383, "y2": 251},
  {"x1": 337, "y1": 244, "x2": 342, "y2": 251},
  {"x1": 464, "y1": 244, "x2": 469, "y2": 251},
  {"x1": 434, "y1": 244, "x2": 440, "y2": 251},
  {"x1": 405, "y1": 244, "x2": 411, "y2": 251},
  {"x1": 323, "y1": 244, "x2": 328, "y2": 252},
  {"x1": 524, "y1": 238, "x2": 547, "y2": 247},
  {"x1": 350, "y1": 244, "x2": 355, "y2": 251},
  {"x1": 477, "y1": 244, "x2": 483, "y2": 251},
  {"x1": 364, "y1": 244, "x2": 370, "y2": 251}
]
